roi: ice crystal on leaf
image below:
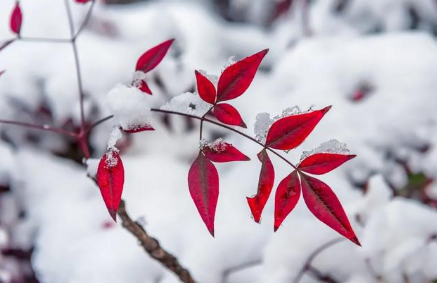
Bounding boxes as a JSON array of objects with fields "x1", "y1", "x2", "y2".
[{"x1": 301, "y1": 139, "x2": 351, "y2": 160}]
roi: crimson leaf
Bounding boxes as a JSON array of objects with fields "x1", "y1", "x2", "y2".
[
  {"x1": 247, "y1": 150, "x2": 275, "y2": 223},
  {"x1": 75, "y1": 0, "x2": 91, "y2": 3},
  {"x1": 138, "y1": 80, "x2": 152, "y2": 95},
  {"x1": 214, "y1": 103, "x2": 246, "y2": 128},
  {"x1": 298, "y1": 153, "x2": 356, "y2": 175},
  {"x1": 97, "y1": 151, "x2": 124, "y2": 221},
  {"x1": 300, "y1": 173, "x2": 360, "y2": 246},
  {"x1": 202, "y1": 142, "x2": 249, "y2": 163},
  {"x1": 217, "y1": 49, "x2": 268, "y2": 102},
  {"x1": 135, "y1": 39, "x2": 174, "y2": 73},
  {"x1": 188, "y1": 152, "x2": 219, "y2": 236},
  {"x1": 274, "y1": 170, "x2": 301, "y2": 231},
  {"x1": 265, "y1": 106, "x2": 331, "y2": 150},
  {"x1": 10, "y1": 2, "x2": 22, "y2": 35},
  {"x1": 195, "y1": 70, "x2": 216, "y2": 104}
]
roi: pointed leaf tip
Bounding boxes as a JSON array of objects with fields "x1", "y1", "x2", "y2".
[
  {"x1": 97, "y1": 151, "x2": 124, "y2": 222},
  {"x1": 298, "y1": 153, "x2": 356, "y2": 175},
  {"x1": 214, "y1": 103, "x2": 247, "y2": 128},
  {"x1": 217, "y1": 49, "x2": 268, "y2": 101},
  {"x1": 247, "y1": 150, "x2": 275, "y2": 223},
  {"x1": 195, "y1": 70, "x2": 217, "y2": 104},
  {"x1": 301, "y1": 173, "x2": 359, "y2": 245},
  {"x1": 265, "y1": 107, "x2": 331, "y2": 150},
  {"x1": 136, "y1": 39, "x2": 174, "y2": 73},
  {"x1": 274, "y1": 170, "x2": 301, "y2": 231},
  {"x1": 188, "y1": 152, "x2": 219, "y2": 236},
  {"x1": 202, "y1": 141, "x2": 250, "y2": 163},
  {"x1": 10, "y1": 2, "x2": 22, "y2": 35}
]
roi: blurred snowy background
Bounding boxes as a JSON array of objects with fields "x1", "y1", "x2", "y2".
[{"x1": 1, "y1": 0, "x2": 437, "y2": 282}]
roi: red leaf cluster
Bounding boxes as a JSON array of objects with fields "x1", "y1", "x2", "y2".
[{"x1": 195, "y1": 49, "x2": 268, "y2": 127}]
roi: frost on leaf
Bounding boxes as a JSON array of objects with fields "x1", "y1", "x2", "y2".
[
  {"x1": 299, "y1": 140, "x2": 356, "y2": 175},
  {"x1": 274, "y1": 170, "x2": 301, "y2": 231},
  {"x1": 188, "y1": 152, "x2": 219, "y2": 236},
  {"x1": 201, "y1": 138, "x2": 250, "y2": 163},
  {"x1": 132, "y1": 71, "x2": 152, "y2": 95},
  {"x1": 214, "y1": 103, "x2": 247, "y2": 128},
  {"x1": 10, "y1": 2, "x2": 22, "y2": 35},
  {"x1": 265, "y1": 106, "x2": 331, "y2": 150},
  {"x1": 217, "y1": 49, "x2": 268, "y2": 102},
  {"x1": 247, "y1": 150, "x2": 275, "y2": 223},
  {"x1": 97, "y1": 150, "x2": 124, "y2": 221},
  {"x1": 161, "y1": 92, "x2": 212, "y2": 117},
  {"x1": 301, "y1": 173, "x2": 360, "y2": 246},
  {"x1": 136, "y1": 39, "x2": 174, "y2": 73},
  {"x1": 254, "y1": 113, "x2": 272, "y2": 144},
  {"x1": 106, "y1": 84, "x2": 153, "y2": 133}
]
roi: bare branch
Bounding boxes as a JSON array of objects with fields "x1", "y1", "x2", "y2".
[{"x1": 117, "y1": 200, "x2": 197, "y2": 283}]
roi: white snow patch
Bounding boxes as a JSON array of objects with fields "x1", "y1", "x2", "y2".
[
  {"x1": 106, "y1": 84, "x2": 152, "y2": 132},
  {"x1": 160, "y1": 92, "x2": 212, "y2": 117},
  {"x1": 301, "y1": 139, "x2": 351, "y2": 160}
]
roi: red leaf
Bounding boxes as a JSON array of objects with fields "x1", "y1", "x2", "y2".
[
  {"x1": 274, "y1": 170, "x2": 301, "y2": 231},
  {"x1": 301, "y1": 174, "x2": 360, "y2": 246},
  {"x1": 75, "y1": 0, "x2": 91, "y2": 3},
  {"x1": 135, "y1": 39, "x2": 174, "y2": 73},
  {"x1": 121, "y1": 125, "x2": 154, "y2": 133},
  {"x1": 217, "y1": 49, "x2": 268, "y2": 101},
  {"x1": 247, "y1": 150, "x2": 275, "y2": 223},
  {"x1": 97, "y1": 151, "x2": 125, "y2": 221},
  {"x1": 188, "y1": 152, "x2": 219, "y2": 236},
  {"x1": 138, "y1": 80, "x2": 152, "y2": 95},
  {"x1": 202, "y1": 141, "x2": 250, "y2": 163},
  {"x1": 214, "y1": 103, "x2": 246, "y2": 128},
  {"x1": 298, "y1": 153, "x2": 356, "y2": 175},
  {"x1": 10, "y1": 2, "x2": 22, "y2": 35},
  {"x1": 195, "y1": 70, "x2": 216, "y2": 104},
  {"x1": 265, "y1": 106, "x2": 331, "y2": 150}
]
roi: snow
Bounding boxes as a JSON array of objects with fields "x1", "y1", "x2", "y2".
[
  {"x1": 1, "y1": 0, "x2": 437, "y2": 282},
  {"x1": 106, "y1": 84, "x2": 152, "y2": 132},
  {"x1": 300, "y1": 139, "x2": 351, "y2": 160},
  {"x1": 200, "y1": 138, "x2": 227, "y2": 152},
  {"x1": 160, "y1": 91, "x2": 212, "y2": 117}
]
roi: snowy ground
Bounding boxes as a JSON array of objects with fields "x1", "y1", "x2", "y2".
[{"x1": 1, "y1": 0, "x2": 437, "y2": 282}]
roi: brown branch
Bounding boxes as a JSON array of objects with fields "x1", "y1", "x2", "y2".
[{"x1": 117, "y1": 200, "x2": 197, "y2": 283}]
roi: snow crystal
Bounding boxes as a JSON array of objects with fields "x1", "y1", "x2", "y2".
[
  {"x1": 107, "y1": 127, "x2": 122, "y2": 151},
  {"x1": 221, "y1": 56, "x2": 237, "y2": 73},
  {"x1": 131, "y1": 71, "x2": 148, "y2": 88},
  {"x1": 301, "y1": 139, "x2": 351, "y2": 160},
  {"x1": 106, "y1": 84, "x2": 152, "y2": 132},
  {"x1": 105, "y1": 149, "x2": 120, "y2": 168},
  {"x1": 160, "y1": 92, "x2": 212, "y2": 117},
  {"x1": 254, "y1": 112, "x2": 272, "y2": 144},
  {"x1": 197, "y1": 70, "x2": 219, "y2": 87},
  {"x1": 200, "y1": 138, "x2": 227, "y2": 152}
]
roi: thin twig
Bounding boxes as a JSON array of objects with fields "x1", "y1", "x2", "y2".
[
  {"x1": 89, "y1": 110, "x2": 299, "y2": 170},
  {"x1": 117, "y1": 200, "x2": 197, "y2": 283},
  {"x1": 74, "y1": 0, "x2": 96, "y2": 40},
  {"x1": 19, "y1": 37, "x2": 71, "y2": 43},
  {"x1": 0, "y1": 119, "x2": 76, "y2": 137},
  {"x1": 222, "y1": 259, "x2": 262, "y2": 283},
  {"x1": 293, "y1": 238, "x2": 344, "y2": 283}
]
